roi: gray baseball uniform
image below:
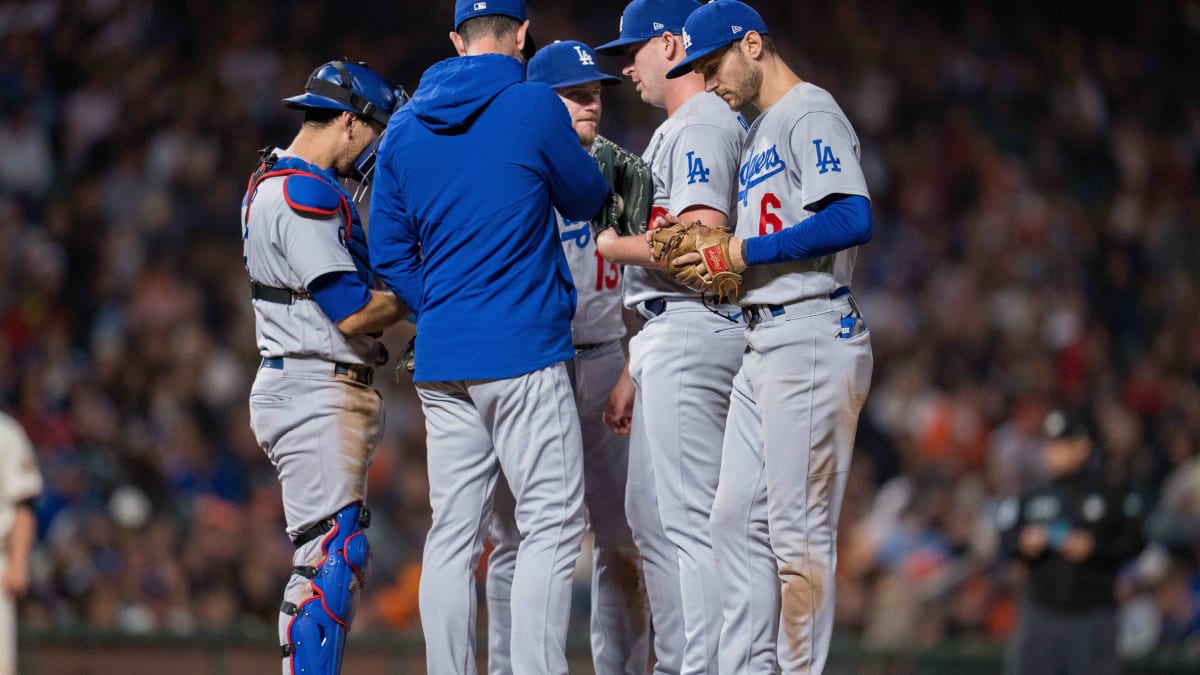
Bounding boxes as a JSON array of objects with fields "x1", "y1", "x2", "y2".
[
  {"x1": 0, "y1": 412, "x2": 41, "y2": 675},
  {"x1": 242, "y1": 148, "x2": 385, "y2": 674},
  {"x1": 487, "y1": 211, "x2": 648, "y2": 675},
  {"x1": 709, "y1": 82, "x2": 873, "y2": 674},
  {"x1": 625, "y1": 91, "x2": 747, "y2": 675}
]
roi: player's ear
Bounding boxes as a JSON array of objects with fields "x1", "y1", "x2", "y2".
[
  {"x1": 449, "y1": 31, "x2": 467, "y2": 57},
  {"x1": 743, "y1": 31, "x2": 764, "y2": 60},
  {"x1": 515, "y1": 20, "x2": 530, "y2": 59},
  {"x1": 661, "y1": 32, "x2": 679, "y2": 60}
]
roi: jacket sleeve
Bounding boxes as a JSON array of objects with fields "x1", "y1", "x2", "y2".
[
  {"x1": 368, "y1": 141, "x2": 423, "y2": 315},
  {"x1": 535, "y1": 88, "x2": 609, "y2": 222}
]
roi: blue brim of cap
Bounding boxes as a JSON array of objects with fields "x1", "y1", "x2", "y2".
[
  {"x1": 666, "y1": 41, "x2": 728, "y2": 79},
  {"x1": 543, "y1": 72, "x2": 623, "y2": 89},
  {"x1": 282, "y1": 93, "x2": 359, "y2": 115},
  {"x1": 594, "y1": 35, "x2": 649, "y2": 55}
]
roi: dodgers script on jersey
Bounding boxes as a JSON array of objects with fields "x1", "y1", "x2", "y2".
[
  {"x1": 623, "y1": 92, "x2": 746, "y2": 307},
  {"x1": 734, "y1": 83, "x2": 870, "y2": 306},
  {"x1": 242, "y1": 148, "x2": 378, "y2": 366},
  {"x1": 560, "y1": 212, "x2": 625, "y2": 345}
]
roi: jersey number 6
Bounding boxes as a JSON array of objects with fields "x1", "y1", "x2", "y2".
[{"x1": 759, "y1": 192, "x2": 782, "y2": 235}]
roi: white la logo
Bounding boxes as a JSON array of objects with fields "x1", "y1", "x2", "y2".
[
  {"x1": 682, "y1": 29, "x2": 692, "y2": 49},
  {"x1": 573, "y1": 45, "x2": 595, "y2": 66}
]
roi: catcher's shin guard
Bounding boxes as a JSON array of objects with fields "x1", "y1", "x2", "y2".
[{"x1": 280, "y1": 503, "x2": 372, "y2": 674}]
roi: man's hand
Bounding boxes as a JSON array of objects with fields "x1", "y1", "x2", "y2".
[
  {"x1": 647, "y1": 212, "x2": 745, "y2": 302},
  {"x1": 1058, "y1": 530, "x2": 1096, "y2": 562},
  {"x1": 1019, "y1": 524, "x2": 1049, "y2": 558},
  {"x1": 603, "y1": 366, "x2": 636, "y2": 435}
]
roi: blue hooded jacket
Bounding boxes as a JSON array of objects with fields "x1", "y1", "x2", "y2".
[{"x1": 370, "y1": 54, "x2": 608, "y2": 382}]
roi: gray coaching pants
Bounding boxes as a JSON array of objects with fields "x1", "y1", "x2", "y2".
[
  {"x1": 488, "y1": 340, "x2": 649, "y2": 675},
  {"x1": 418, "y1": 362, "x2": 586, "y2": 675}
]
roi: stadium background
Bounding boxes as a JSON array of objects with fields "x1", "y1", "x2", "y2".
[{"x1": 2, "y1": 0, "x2": 1199, "y2": 672}]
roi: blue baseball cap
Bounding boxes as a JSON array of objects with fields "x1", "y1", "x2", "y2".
[
  {"x1": 528, "y1": 41, "x2": 622, "y2": 89},
  {"x1": 594, "y1": 0, "x2": 703, "y2": 55},
  {"x1": 665, "y1": 0, "x2": 769, "y2": 79},
  {"x1": 454, "y1": 0, "x2": 526, "y2": 29}
]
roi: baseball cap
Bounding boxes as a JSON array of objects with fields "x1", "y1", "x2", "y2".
[
  {"x1": 454, "y1": 0, "x2": 525, "y2": 28},
  {"x1": 1043, "y1": 407, "x2": 1092, "y2": 441},
  {"x1": 594, "y1": 0, "x2": 703, "y2": 55},
  {"x1": 527, "y1": 41, "x2": 622, "y2": 89},
  {"x1": 453, "y1": 0, "x2": 537, "y2": 61},
  {"x1": 665, "y1": 0, "x2": 769, "y2": 79}
]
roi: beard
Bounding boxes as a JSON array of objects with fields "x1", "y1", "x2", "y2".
[
  {"x1": 575, "y1": 120, "x2": 599, "y2": 147},
  {"x1": 728, "y1": 57, "x2": 762, "y2": 111}
]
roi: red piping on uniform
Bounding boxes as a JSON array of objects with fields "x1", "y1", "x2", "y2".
[{"x1": 243, "y1": 169, "x2": 351, "y2": 245}]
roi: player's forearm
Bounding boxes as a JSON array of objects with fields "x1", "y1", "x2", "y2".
[
  {"x1": 743, "y1": 195, "x2": 872, "y2": 266},
  {"x1": 336, "y1": 290, "x2": 405, "y2": 335},
  {"x1": 596, "y1": 230, "x2": 658, "y2": 266},
  {"x1": 6, "y1": 504, "x2": 35, "y2": 570}
]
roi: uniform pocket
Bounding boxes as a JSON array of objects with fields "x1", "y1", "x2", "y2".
[{"x1": 250, "y1": 392, "x2": 292, "y2": 406}]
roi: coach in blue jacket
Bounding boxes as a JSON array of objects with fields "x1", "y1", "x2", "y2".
[{"x1": 369, "y1": 1, "x2": 608, "y2": 672}]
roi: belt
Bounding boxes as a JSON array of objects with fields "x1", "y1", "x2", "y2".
[
  {"x1": 573, "y1": 342, "x2": 606, "y2": 353},
  {"x1": 260, "y1": 356, "x2": 374, "y2": 386},
  {"x1": 250, "y1": 280, "x2": 311, "y2": 305},
  {"x1": 742, "y1": 286, "x2": 853, "y2": 327},
  {"x1": 637, "y1": 297, "x2": 742, "y2": 323}
]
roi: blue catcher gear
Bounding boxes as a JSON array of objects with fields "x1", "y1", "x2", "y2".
[
  {"x1": 284, "y1": 60, "x2": 409, "y2": 127},
  {"x1": 284, "y1": 60, "x2": 409, "y2": 200},
  {"x1": 281, "y1": 503, "x2": 372, "y2": 675}
]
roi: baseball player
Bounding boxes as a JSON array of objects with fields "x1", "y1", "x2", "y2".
[
  {"x1": 486, "y1": 40, "x2": 651, "y2": 675},
  {"x1": 663, "y1": 2, "x2": 875, "y2": 672},
  {"x1": 368, "y1": 2, "x2": 610, "y2": 673},
  {"x1": 241, "y1": 60, "x2": 408, "y2": 675},
  {"x1": 592, "y1": 1, "x2": 748, "y2": 672},
  {"x1": 0, "y1": 411, "x2": 41, "y2": 675}
]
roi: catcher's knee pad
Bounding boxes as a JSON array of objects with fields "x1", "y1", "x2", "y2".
[{"x1": 281, "y1": 503, "x2": 372, "y2": 674}]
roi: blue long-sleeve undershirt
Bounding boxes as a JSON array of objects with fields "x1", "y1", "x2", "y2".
[
  {"x1": 743, "y1": 195, "x2": 872, "y2": 266},
  {"x1": 309, "y1": 271, "x2": 371, "y2": 325}
]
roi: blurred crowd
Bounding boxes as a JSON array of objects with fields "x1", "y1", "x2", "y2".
[{"x1": 1, "y1": 0, "x2": 1198, "y2": 662}]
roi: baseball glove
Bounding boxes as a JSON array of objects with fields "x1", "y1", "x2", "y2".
[
  {"x1": 649, "y1": 223, "x2": 743, "y2": 303},
  {"x1": 591, "y1": 135, "x2": 652, "y2": 239}
]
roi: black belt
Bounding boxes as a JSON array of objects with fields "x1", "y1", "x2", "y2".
[
  {"x1": 250, "y1": 280, "x2": 311, "y2": 304},
  {"x1": 573, "y1": 342, "x2": 607, "y2": 353},
  {"x1": 260, "y1": 356, "x2": 374, "y2": 386},
  {"x1": 742, "y1": 286, "x2": 853, "y2": 327}
]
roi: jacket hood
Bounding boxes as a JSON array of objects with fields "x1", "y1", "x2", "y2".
[{"x1": 409, "y1": 54, "x2": 525, "y2": 133}]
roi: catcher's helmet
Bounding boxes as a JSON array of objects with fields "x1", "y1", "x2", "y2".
[{"x1": 284, "y1": 60, "x2": 408, "y2": 126}]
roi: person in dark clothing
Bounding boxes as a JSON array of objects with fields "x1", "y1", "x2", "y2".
[{"x1": 998, "y1": 407, "x2": 1146, "y2": 675}]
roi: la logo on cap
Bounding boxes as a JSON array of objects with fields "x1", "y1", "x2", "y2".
[
  {"x1": 574, "y1": 45, "x2": 595, "y2": 65},
  {"x1": 474, "y1": 1, "x2": 487, "y2": 10},
  {"x1": 682, "y1": 28, "x2": 692, "y2": 49}
]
